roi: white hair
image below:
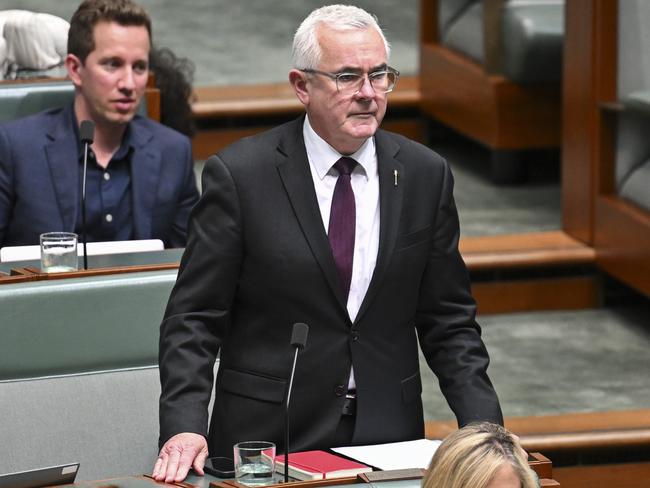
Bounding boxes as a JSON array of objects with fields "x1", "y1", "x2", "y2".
[{"x1": 292, "y1": 4, "x2": 391, "y2": 69}]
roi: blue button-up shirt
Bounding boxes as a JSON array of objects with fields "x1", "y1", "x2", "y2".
[{"x1": 74, "y1": 122, "x2": 134, "y2": 242}]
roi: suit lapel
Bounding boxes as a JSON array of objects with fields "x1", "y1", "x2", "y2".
[
  {"x1": 44, "y1": 106, "x2": 80, "y2": 231},
  {"x1": 129, "y1": 119, "x2": 159, "y2": 240},
  {"x1": 355, "y1": 130, "x2": 404, "y2": 323},
  {"x1": 275, "y1": 119, "x2": 350, "y2": 314}
]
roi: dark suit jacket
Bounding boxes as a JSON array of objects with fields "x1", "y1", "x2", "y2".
[
  {"x1": 159, "y1": 116, "x2": 502, "y2": 456},
  {"x1": 0, "y1": 104, "x2": 199, "y2": 248}
]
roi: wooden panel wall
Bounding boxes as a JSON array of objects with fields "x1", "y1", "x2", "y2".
[{"x1": 561, "y1": 0, "x2": 617, "y2": 244}]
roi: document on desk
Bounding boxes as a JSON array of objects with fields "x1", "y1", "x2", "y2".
[{"x1": 332, "y1": 438, "x2": 442, "y2": 470}]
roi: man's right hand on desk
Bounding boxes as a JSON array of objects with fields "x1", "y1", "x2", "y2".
[{"x1": 152, "y1": 432, "x2": 208, "y2": 483}]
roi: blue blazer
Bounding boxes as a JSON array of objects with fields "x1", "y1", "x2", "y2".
[{"x1": 0, "y1": 105, "x2": 199, "y2": 248}]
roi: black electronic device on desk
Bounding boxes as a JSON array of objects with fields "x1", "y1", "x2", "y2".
[
  {"x1": 0, "y1": 462, "x2": 79, "y2": 488},
  {"x1": 204, "y1": 457, "x2": 235, "y2": 478}
]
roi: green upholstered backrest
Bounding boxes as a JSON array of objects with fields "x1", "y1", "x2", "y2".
[
  {"x1": 0, "y1": 269, "x2": 176, "y2": 380},
  {"x1": 0, "y1": 367, "x2": 161, "y2": 480},
  {"x1": 0, "y1": 81, "x2": 74, "y2": 123},
  {"x1": 500, "y1": 1, "x2": 564, "y2": 83},
  {"x1": 0, "y1": 268, "x2": 181, "y2": 479},
  {"x1": 615, "y1": 1, "x2": 650, "y2": 212},
  {"x1": 438, "y1": 0, "x2": 564, "y2": 83},
  {"x1": 0, "y1": 80, "x2": 148, "y2": 123}
]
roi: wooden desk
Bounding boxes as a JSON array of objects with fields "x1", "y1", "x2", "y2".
[
  {"x1": 61, "y1": 475, "x2": 561, "y2": 488},
  {"x1": 58, "y1": 453, "x2": 560, "y2": 487}
]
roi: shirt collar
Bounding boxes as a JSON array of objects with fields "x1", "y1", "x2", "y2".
[
  {"x1": 71, "y1": 105, "x2": 134, "y2": 162},
  {"x1": 303, "y1": 115, "x2": 376, "y2": 180}
]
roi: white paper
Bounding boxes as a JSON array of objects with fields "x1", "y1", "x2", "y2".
[{"x1": 332, "y1": 438, "x2": 442, "y2": 471}]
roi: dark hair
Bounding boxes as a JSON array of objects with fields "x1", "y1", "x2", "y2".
[
  {"x1": 149, "y1": 46, "x2": 197, "y2": 138},
  {"x1": 68, "y1": 0, "x2": 152, "y2": 63}
]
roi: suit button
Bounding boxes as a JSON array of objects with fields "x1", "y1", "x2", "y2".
[
  {"x1": 351, "y1": 329, "x2": 359, "y2": 342},
  {"x1": 334, "y1": 385, "x2": 345, "y2": 397}
]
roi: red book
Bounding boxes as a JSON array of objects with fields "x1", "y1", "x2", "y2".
[{"x1": 274, "y1": 450, "x2": 372, "y2": 480}]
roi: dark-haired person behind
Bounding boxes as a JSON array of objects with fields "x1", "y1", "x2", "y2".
[
  {"x1": 149, "y1": 46, "x2": 197, "y2": 139},
  {"x1": 0, "y1": 0, "x2": 199, "y2": 249}
]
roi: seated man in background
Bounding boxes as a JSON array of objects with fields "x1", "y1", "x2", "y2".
[
  {"x1": 423, "y1": 422, "x2": 538, "y2": 488},
  {"x1": 0, "y1": 0, "x2": 199, "y2": 249}
]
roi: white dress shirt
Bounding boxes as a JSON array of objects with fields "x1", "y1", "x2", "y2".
[{"x1": 303, "y1": 115, "x2": 380, "y2": 390}]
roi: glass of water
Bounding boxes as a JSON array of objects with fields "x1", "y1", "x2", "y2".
[
  {"x1": 40, "y1": 232, "x2": 78, "y2": 273},
  {"x1": 233, "y1": 441, "x2": 275, "y2": 486}
]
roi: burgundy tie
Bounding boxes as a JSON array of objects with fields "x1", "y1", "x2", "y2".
[{"x1": 328, "y1": 157, "x2": 357, "y2": 298}]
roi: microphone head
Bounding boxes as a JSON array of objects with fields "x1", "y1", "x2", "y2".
[
  {"x1": 79, "y1": 120, "x2": 95, "y2": 144},
  {"x1": 290, "y1": 323, "x2": 309, "y2": 349}
]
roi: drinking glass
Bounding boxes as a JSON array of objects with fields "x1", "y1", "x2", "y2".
[
  {"x1": 233, "y1": 441, "x2": 275, "y2": 486},
  {"x1": 40, "y1": 232, "x2": 78, "y2": 273}
]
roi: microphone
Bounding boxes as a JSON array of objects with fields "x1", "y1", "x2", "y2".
[
  {"x1": 79, "y1": 120, "x2": 94, "y2": 270},
  {"x1": 80, "y1": 120, "x2": 94, "y2": 144},
  {"x1": 284, "y1": 323, "x2": 309, "y2": 483},
  {"x1": 290, "y1": 323, "x2": 309, "y2": 350}
]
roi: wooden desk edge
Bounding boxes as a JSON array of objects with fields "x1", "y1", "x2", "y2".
[
  {"x1": 0, "y1": 262, "x2": 179, "y2": 284},
  {"x1": 209, "y1": 456, "x2": 551, "y2": 488}
]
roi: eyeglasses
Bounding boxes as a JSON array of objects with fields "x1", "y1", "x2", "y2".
[{"x1": 300, "y1": 66, "x2": 400, "y2": 94}]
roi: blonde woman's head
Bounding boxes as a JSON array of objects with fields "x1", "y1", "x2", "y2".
[{"x1": 422, "y1": 422, "x2": 538, "y2": 488}]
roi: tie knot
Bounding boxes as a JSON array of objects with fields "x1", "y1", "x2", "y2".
[{"x1": 334, "y1": 157, "x2": 357, "y2": 176}]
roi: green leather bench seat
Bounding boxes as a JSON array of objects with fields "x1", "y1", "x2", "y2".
[
  {"x1": 0, "y1": 80, "x2": 147, "y2": 123},
  {"x1": 0, "y1": 270, "x2": 177, "y2": 380},
  {"x1": 438, "y1": 1, "x2": 484, "y2": 65},
  {"x1": 0, "y1": 367, "x2": 161, "y2": 480},
  {"x1": 0, "y1": 268, "x2": 182, "y2": 480},
  {"x1": 438, "y1": 0, "x2": 564, "y2": 84},
  {"x1": 615, "y1": 92, "x2": 650, "y2": 213},
  {"x1": 619, "y1": 159, "x2": 650, "y2": 212},
  {"x1": 500, "y1": 1, "x2": 564, "y2": 83},
  {"x1": 615, "y1": 1, "x2": 650, "y2": 214},
  {"x1": 0, "y1": 81, "x2": 74, "y2": 123}
]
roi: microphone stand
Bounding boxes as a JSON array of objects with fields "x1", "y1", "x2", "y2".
[
  {"x1": 79, "y1": 120, "x2": 94, "y2": 271},
  {"x1": 81, "y1": 142, "x2": 89, "y2": 270},
  {"x1": 285, "y1": 347, "x2": 299, "y2": 483},
  {"x1": 284, "y1": 323, "x2": 309, "y2": 483}
]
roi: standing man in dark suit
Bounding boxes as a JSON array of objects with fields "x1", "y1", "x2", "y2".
[
  {"x1": 154, "y1": 4, "x2": 502, "y2": 483},
  {"x1": 0, "y1": 0, "x2": 198, "y2": 249}
]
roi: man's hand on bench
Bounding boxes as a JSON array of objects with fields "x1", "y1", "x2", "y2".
[{"x1": 152, "y1": 432, "x2": 208, "y2": 483}]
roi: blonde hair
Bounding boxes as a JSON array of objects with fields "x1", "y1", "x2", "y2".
[{"x1": 422, "y1": 422, "x2": 538, "y2": 488}]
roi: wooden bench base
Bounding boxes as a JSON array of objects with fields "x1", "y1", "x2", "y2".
[
  {"x1": 460, "y1": 231, "x2": 599, "y2": 313},
  {"x1": 420, "y1": 43, "x2": 560, "y2": 151}
]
